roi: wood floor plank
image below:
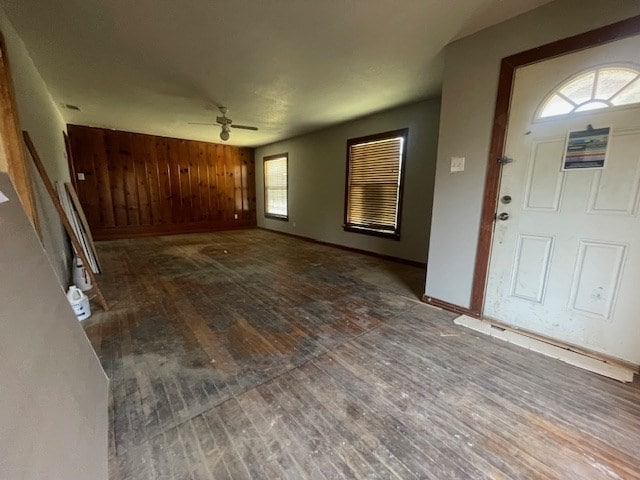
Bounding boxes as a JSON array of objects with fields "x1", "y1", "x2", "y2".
[
  {"x1": 286, "y1": 365, "x2": 414, "y2": 479},
  {"x1": 83, "y1": 229, "x2": 640, "y2": 480},
  {"x1": 200, "y1": 408, "x2": 253, "y2": 480},
  {"x1": 235, "y1": 389, "x2": 318, "y2": 480},
  {"x1": 216, "y1": 397, "x2": 288, "y2": 479},
  {"x1": 278, "y1": 369, "x2": 391, "y2": 479}
]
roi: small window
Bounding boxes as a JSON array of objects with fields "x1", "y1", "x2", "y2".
[
  {"x1": 264, "y1": 153, "x2": 288, "y2": 220},
  {"x1": 344, "y1": 129, "x2": 408, "y2": 239},
  {"x1": 538, "y1": 66, "x2": 640, "y2": 119}
]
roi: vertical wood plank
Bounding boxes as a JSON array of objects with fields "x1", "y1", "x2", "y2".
[
  {"x1": 155, "y1": 136, "x2": 172, "y2": 226},
  {"x1": 196, "y1": 142, "x2": 210, "y2": 222},
  {"x1": 215, "y1": 144, "x2": 225, "y2": 222},
  {"x1": 167, "y1": 138, "x2": 183, "y2": 224},
  {"x1": 240, "y1": 149, "x2": 248, "y2": 219},
  {"x1": 86, "y1": 129, "x2": 116, "y2": 228},
  {"x1": 63, "y1": 132, "x2": 78, "y2": 194},
  {"x1": 68, "y1": 128, "x2": 101, "y2": 228},
  {"x1": 223, "y1": 145, "x2": 235, "y2": 223},
  {"x1": 189, "y1": 141, "x2": 203, "y2": 223},
  {"x1": 119, "y1": 133, "x2": 139, "y2": 226},
  {"x1": 143, "y1": 136, "x2": 161, "y2": 225},
  {"x1": 200, "y1": 144, "x2": 209, "y2": 221},
  {"x1": 205, "y1": 144, "x2": 216, "y2": 219},
  {"x1": 66, "y1": 126, "x2": 256, "y2": 238},
  {"x1": 179, "y1": 139, "x2": 193, "y2": 224},
  {"x1": 132, "y1": 136, "x2": 152, "y2": 225},
  {"x1": 104, "y1": 131, "x2": 128, "y2": 227},
  {"x1": 234, "y1": 148, "x2": 243, "y2": 220},
  {"x1": 244, "y1": 148, "x2": 257, "y2": 223}
]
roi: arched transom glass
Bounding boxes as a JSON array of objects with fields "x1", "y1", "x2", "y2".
[{"x1": 538, "y1": 66, "x2": 640, "y2": 119}]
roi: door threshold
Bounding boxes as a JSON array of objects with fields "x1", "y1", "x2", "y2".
[{"x1": 454, "y1": 315, "x2": 637, "y2": 383}]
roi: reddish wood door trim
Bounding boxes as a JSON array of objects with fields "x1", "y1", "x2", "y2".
[
  {"x1": 470, "y1": 15, "x2": 640, "y2": 315},
  {"x1": 0, "y1": 32, "x2": 39, "y2": 232}
]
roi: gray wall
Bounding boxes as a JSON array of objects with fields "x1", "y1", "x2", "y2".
[
  {"x1": 425, "y1": 0, "x2": 640, "y2": 308},
  {"x1": 255, "y1": 99, "x2": 440, "y2": 263},
  {"x1": 1, "y1": 7, "x2": 71, "y2": 285},
  {"x1": 0, "y1": 174, "x2": 108, "y2": 480}
]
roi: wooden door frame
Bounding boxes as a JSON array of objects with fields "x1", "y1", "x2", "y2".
[
  {"x1": 0, "y1": 31, "x2": 39, "y2": 232},
  {"x1": 470, "y1": 15, "x2": 640, "y2": 315}
]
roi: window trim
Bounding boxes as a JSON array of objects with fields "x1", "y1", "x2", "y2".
[
  {"x1": 263, "y1": 153, "x2": 289, "y2": 221},
  {"x1": 343, "y1": 128, "x2": 408, "y2": 240}
]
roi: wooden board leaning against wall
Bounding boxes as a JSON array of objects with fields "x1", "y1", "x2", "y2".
[{"x1": 67, "y1": 125, "x2": 257, "y2": 240}]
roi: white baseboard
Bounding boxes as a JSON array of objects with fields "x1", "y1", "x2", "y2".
[{"x1": 454, "y1": 315, "x2": 635, "y2": 383}]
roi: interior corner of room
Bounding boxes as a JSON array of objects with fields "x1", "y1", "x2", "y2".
[{"x1": 1, "y1": 1, "x2": 640, "y2": 479}]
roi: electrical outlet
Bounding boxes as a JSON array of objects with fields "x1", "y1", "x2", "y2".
[
  {"x1": 77, "y1": 172, "x2": 86, "y2": 180},
  {"x1": 234, "y1": 213, "x2": 238, "y2": 220}
]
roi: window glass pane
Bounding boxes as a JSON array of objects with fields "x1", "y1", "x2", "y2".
[
  {"x1": 559, "y1": 71, "x2": 595, "y2": 105},
  {"x1": 540, "y1": 94, "x2": 574, "y2": 117},
  {"x1": 595, "y1": 68, "x2": 638, "y2": 99},
  {"x1": 264, "y1": 156, "x2": 288, "y2": 217},
  {"x1": 537, "y1": 67, "x2": 640, "y2": 119},
  {"x1": 611, "y1": 77, "x2": 640, "y2": 106},
  {"x1": 267, "y1": 189, "x2": 287, "y2": 216},
  {"x1": 574, "y1": 101, "x2": 609, "y2": 112}
]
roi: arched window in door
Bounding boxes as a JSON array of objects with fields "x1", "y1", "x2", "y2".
[{"x1": 538, "y1": 66, "x2": 640, "y2": 118}]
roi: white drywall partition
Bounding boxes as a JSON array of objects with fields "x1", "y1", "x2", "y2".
[{"x1": 0, "y1": 173, "x2": 108, "y2": 480}]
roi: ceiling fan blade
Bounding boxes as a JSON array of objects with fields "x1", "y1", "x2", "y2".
[
  {"x1": 188, "y1": 122, "x2": 217, "y2": 125},
  {"x1": 231, "y1": 124, "x2": 258, "y2": 131}
]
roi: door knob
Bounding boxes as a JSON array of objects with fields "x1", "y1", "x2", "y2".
[{"x1": 497, "y1": 212, "x2": 509, "y2": 221}]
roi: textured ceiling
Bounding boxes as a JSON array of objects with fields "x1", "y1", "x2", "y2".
[{"x1": 2, "y1": 0, "x2": 552, "y2": 146}]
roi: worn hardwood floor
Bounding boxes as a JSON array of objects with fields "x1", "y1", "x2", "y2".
[{"x1": 84, "y1": 229, "x2": 640, "y2": 480}]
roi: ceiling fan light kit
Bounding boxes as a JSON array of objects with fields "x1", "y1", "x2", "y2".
[
  {"x1": 188, "y1": 106, "x2": 258, "y2": 142},
  {"x1": 220, "y1": 124, "x2": 230, "y2": 141}
]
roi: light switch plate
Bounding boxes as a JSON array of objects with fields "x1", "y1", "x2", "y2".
[
  {"x1": 77, "y1": 172, "x2": 86, "y2": 180},
  {"x1": 450, "y1": 156, "x2": 465, "y2": 173}
]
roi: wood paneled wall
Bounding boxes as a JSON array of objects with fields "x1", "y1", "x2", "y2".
[{"x1": 67, "y1": 125, "x2": 256, "y2": 240}]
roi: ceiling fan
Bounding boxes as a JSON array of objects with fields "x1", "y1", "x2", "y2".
[{"x1": 188, "y1": 106, "x2": 258, "y2": 141}]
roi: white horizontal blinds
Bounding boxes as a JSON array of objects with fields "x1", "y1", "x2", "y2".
[
  {"x1": 347, "y1": 136, "x2": 404, "y2": 232},
  {"x1": 265, "y1": 156, "x2": 288, "y2": 217}
]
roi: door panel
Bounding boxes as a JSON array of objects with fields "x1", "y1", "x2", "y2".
[
  {"x1": 484, "y1": 34, "x2": 640, "y2": 364},
  {"x1": 523, "y1": 138, "x2": 566, "y2": 211},
  {"x1": 586, "y1": 129, "x2": 640, "y2": 215},
  {"x1": 509, "y1": 234, "x2": 554, "y2": 303},
  {"x1": 568, "y1": 240, "x2": 626, "y2": 319}
]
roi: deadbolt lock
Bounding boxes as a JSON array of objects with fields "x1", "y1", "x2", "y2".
[
  {"x1": 501, "y1": 195, "x2": 512, "y2": 204},
  {"x1": 497, "y1": 212, "x2": 509, "y2": 221}
]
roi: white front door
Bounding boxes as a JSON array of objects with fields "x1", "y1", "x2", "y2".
[{"x1": 484, "y1": 35, "x2": 640, "y2": 365}]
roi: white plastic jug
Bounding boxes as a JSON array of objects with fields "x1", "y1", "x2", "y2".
[
  {"x1": 67, "y1": 285, "x2": 91, "y2": 320},
  {"x1": 72, "y1": 256, "x2": 92, "y2": 291}
]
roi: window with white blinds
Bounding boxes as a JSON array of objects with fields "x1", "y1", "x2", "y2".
[
  {"x1": 264, "y1": 153, "x2": 288, "y2": 220},
  {"x1": 344, "y1": 129, "x2": 408, "y2": 239}
]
